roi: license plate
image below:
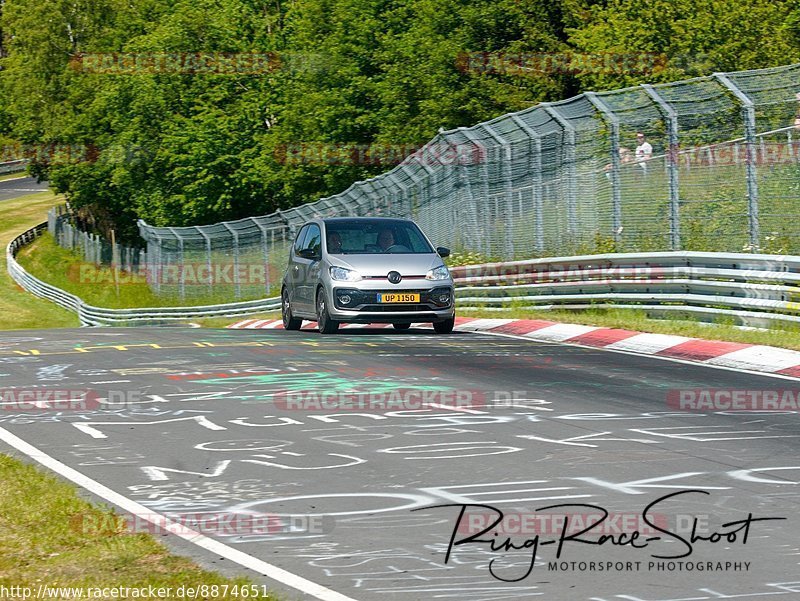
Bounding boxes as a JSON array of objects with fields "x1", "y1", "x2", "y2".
[{"x1": 378, "y1": 293, "x2": 420, "y2": 303}]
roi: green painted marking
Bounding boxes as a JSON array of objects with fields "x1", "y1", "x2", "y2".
[{"x1": 195, "y1": 372, "x2": 451, "y2": 394}]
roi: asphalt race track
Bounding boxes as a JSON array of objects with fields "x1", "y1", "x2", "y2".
[
  {"x1": 1, "y1": 326, "x2": 799, "y2": 601},
  {"x1": 0, "y1": 176, "x2": 51, "y2": 201}
]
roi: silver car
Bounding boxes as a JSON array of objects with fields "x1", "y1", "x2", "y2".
[{"x1": 281, "y1": 217, "x2": 455, "y2": 334}]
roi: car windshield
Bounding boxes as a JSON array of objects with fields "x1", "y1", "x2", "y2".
[{"x1": 325, "y1": 220, "x2": 434, "y2": 254}]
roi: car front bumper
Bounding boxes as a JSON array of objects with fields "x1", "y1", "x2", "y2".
[{"x1": 328, "y1": 284, "x2": 455, "y2": 323}]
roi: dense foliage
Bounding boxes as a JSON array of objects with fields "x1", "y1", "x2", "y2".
[{"x1": 1, "y1": 0, "x2": 799, "y2": 238}]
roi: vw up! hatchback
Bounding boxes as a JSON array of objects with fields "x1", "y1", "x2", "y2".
[{"x1": 281, "y1": 217, "x2": 455, "y2": 334}]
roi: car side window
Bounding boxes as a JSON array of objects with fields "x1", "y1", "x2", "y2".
[
  {"x1": 303, "y1": 224, "x2": 321, "y2": 255},
  {"x1": 293, "y1": 225, "x2": 310, "y2": 254}
]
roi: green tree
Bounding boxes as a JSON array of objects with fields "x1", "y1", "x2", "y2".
[{"x1": 568, "y1": 0, "x2": 800, "y2": 89}]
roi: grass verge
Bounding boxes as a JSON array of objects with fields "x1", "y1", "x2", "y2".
[
  {"x1": 0, "y1": 455, "x2": 279, "y2": 599},
  {"x1": 0, "y1": 192, "x2": 78, "y2": 330},
  {"x1": 0, "y1": 171, "x2": 28, "y2": 182},
  {"x1": 16, "y1": 233, "x2": 272, "y2": 310}
]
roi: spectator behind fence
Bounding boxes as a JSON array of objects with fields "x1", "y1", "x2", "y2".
[
  {"x1": 604, "y1": 147, "x2": 634, "y2": 181},
  {"x1": 794, "y1": 92, "x2": 800, "y2": 129},
  {"x1": 635, "y1": 132, "x2": 653, "y2": 174}
]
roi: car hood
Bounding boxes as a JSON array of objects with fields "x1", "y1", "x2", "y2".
[{"x1": 329, "y1": 253, "x2": 445, "y2": 277}]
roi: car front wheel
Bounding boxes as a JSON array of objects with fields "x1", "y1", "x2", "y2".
[
  {"x1": 432, "y1": 316, "x2": 455, "y2": 334},
  {"x1": 317, "y1": 288, "x2": 339, "y2": 334},
  {"x1": 282, "y1": 289, "x2": 303, "y2": 330}
]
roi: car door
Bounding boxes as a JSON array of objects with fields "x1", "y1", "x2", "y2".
[
  {"x1": 287, "y1": 225, "x2": 309, "y2": 310},
  {"x1": 297, "y1": 223, "x2": 322, "y2": 313}
]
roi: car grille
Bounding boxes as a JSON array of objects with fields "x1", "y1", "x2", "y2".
[
  {"x1": 358, "y1": 304, "x2": 431, "y2": 312},
  {"x1": 333, "y1": 287, "x2": 452, "y2": 312}
]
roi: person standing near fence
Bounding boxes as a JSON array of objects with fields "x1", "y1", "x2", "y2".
[
  {"x1": 635, "y1": 132, "x2": 653, "y2": 174},
  {"x1": 794, "y1": 93, "x2": 800, "y2": 129}
]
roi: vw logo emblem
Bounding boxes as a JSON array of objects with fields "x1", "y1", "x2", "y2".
[{"x1": 387, "y1": 271, "x2": 402, "y2": 284}]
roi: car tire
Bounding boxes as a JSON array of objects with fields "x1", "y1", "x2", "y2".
[
  {"x1": 432, "y1": 316, "x2": 455, "y2": 334},
  {"x1": 317, "y1": 288, "x2": 339, "y2": 334},
  {"x1": 282, "y1": 289, "x2": 303, "y2": 330},
  {"x1": 392, "y1": 323, "x2": 411, "y2": 330}
]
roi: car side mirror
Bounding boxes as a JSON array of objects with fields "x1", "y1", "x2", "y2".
[
  {"x1": 298, "y1": 248, "x2": 320, "y2": 260},
  {"x1": 436, "y1": 247, "x2": 450, "y2": 258}
]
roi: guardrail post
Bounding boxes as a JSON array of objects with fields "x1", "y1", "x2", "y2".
[
  {"x1": 715, "y1": 73, "x2": 760, "y2": 251},
  {"x1": 542, "y1": 104, "x2": 578, "y2": 239},
  {"x1": 642, "y1": 84, "x2": 682, "y2": 251},
  {"x1": 585, "y1": 92, "x2": 623, "y2": 249}
]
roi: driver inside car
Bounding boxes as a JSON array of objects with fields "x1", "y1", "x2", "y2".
[
  {"x1": 377, "y1": 229, "x2": 409, "y2": 252},
  {"x1": 327, "y1": 231, "x2": 343, "y2": 253}
]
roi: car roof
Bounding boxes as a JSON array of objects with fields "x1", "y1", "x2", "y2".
[{"x1": 320, "y1": 216, "x2": 412, "y2": 223}]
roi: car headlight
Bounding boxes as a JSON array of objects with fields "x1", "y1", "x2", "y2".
[
  {"x1": 330, "y1": 266, "x2": 362, "y2": 282},
  {"x1": 426, "y1": 265, "x2": 450, "y2": 281}
]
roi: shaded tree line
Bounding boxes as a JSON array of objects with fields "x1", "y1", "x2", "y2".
[{"x1": 0, "y1": 0, "x2": 798, "y2": 239}]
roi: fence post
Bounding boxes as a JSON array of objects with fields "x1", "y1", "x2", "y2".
[
  {"x1": 194, "y1": 226, "x2": 213, "y2": 296},
  {"x1": 440, "y1": 131, "x2": 480, "y2": 254},
  {"x1": 168, "y1": 228, "x2": 185, "y2": 300},
  {"x1": 151, "y1": 232, "x2": 163, "y2": 295},
  {"x1": 222, "y1": 223, "x2": 241, "y2": 299},
  {"x1": 367, "y1": 176, "x2": 388, "y2": 215},
  {"x1": 254, "y1": 219, "x2": 271, "y2": 297},
  {"x1": 642, "y1": 84, "x2": 682, "y2": 251},
  {"x1": 585, "y1": 92, "x2": 623, "y2": 248},
  {"x1": 715, "y1": 73, "x2": 760, "y2": 251},
  {"x1": 459, "y1": 128, "x2": 493, "y2": 257},
  {"x1": 362, "y1": 180, "x2": 381, "y2": 214},
  {"x1": 531, "y1": 136, "x2": 543, "y2": 253},
  {"x1": 380, "y1": 173, "x2": 401, "y2": 217},
  {"x1": 398, "y1": 163, "x2": 427, "y2": 221},
  {"x1": 481, "y1": 123, "x2": 516, "y2": 259},
  {"x1": 542, "y1": 104, "x2": 578, "y2": 238}
]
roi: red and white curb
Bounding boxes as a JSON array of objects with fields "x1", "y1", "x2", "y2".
[{"x1": 228, "y1": 317, "x2": 800, "y2": 379}]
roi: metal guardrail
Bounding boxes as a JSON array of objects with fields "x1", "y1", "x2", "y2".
[
  {"x1": 7, "y1": 224, "x2": 281, "y2": 326},
  {"x1": 451, "y1": 251, "x2": 800, "y2": 329},
  {"x1": 8, "y1": 224, "x2": 800, "y2": 328},
  {"x1": 0, "y1": 159, "x2": 28, "y2": 175}
]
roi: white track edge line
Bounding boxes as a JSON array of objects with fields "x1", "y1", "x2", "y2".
[{"x1": 0, "y1": 426, "x2": 359, "y2": 601}]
